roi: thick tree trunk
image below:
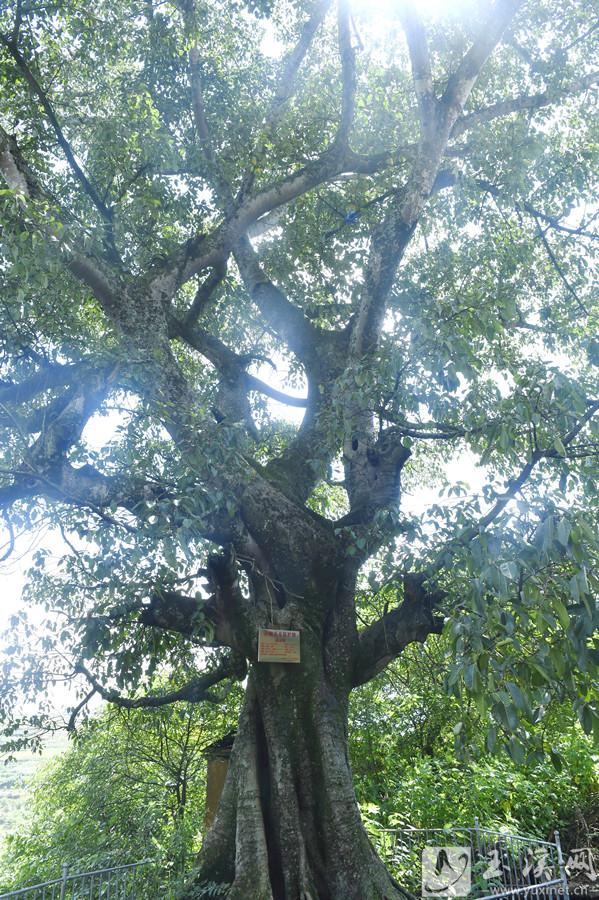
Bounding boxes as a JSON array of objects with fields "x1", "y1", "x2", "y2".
[{"x1": 181, "y1": 641, "x2": 408, "y2": 900}]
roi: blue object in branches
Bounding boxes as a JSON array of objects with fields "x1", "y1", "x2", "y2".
[{"x1": 321, "y1": 188, "x2": 398, "y2": 239}]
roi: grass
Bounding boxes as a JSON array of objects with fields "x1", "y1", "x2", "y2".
[{"x1": 0, "y1": 735, "x2": 68, "y2": 839}]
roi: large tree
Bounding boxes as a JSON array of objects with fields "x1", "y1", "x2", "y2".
[{"x1": 0, "y1": 0, "x2": 598, "y2": 896}]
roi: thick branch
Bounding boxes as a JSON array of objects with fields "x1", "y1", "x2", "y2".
[
  {"x1": 0, "y1": 125, "x2": 119, "y2": 307},
  {"x1": 0, "y1": 135, "x2": 190, "y2": 432},
  {"x1": 0, "y1": 360, "x2": 88, "y2": 405},
  {"x1": 237, "y1": 0, "x2": 331, "y2": 201},
  {"x1": 76, "y1": 655, "x2": 246, "y2": 707},
  {"x1": 400, "y1": 2, "x2": 436, "y2": 133},
  {"x1": 25, "y1": 369, "x2": 116, "y2": 468},
  {"x1": 377, "y1": 413, "x2": 470, "y2": 439},
  {"x1": 263, "y1": 379, "x2": 338, "y2": 502},
  {"x1": 66, "y1": 689, "x2": 97, "y2": 732},
  {"x1": 170, "y1": 315, "x2": 308, "y2": 408},
  {"x1": 0, "y1": 511, "x2": 15, "y2": 562},
  {"x1": 140, "y1": 548, "x2": 258, "y2": 652},
  {"x1": 0, "y1": 370, "x2": 120, "y2": 517},
  {"x1": 348, "y1": 0, "x2": 523, "y2": 355},
  {"x1": 452, "y1": 70, "x2": 599, "y2": 138},
  {"x1": 441, "y1": 0, "x2": 524, "y2": 118},
  {"x1": 139, "y1": 588, "x2": 209, "y2": 638},
  {"x1": 233, "y1": 235, "x2": 328, "y2": 366},
  {"x1": 341, "y1": 427, "x2": 411, "y2": 526},
  {"x1": 268, "y1": 0, "x2": 331, "y2": 124},
  {"x1": 189, "y1": 46, "x2": 233, "y2": 206},
  {"x1": 334, "y1": 0, "x2": 357, "y2": 150},
  {"x1": 232, "y1": 240, "x2": 351, "y2": 499},
  {"x1": 353, "y1": 574, "x2": 444, "y2": 686},
  {"x1": 0, "y1": 124, "x2": 42, "y2": 197},
  {"x1": 352, "y1": 389, "x2": 598, "y2": 687},
  {"x1": 169, "y1": 315, "x2": 245, "y2": 375},
  {"x1": 164, "y1": 44, "x2": 598, "y2": 285},
  {"x1": 245, "y1": 376, "x2": 308, "y2": 408},
  {"x1": 0, "y1": 459, "x2": 166, "y2": 522},
  {"x1": 1, "y1": 390, "x2": 111, "y2": 458},
  {"x1": 183, "y1": 264, "x2": 227, "y2": 327}
]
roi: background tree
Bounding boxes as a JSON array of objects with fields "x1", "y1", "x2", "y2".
[
  {"x1": 0, "y1": 696, "x2": 239, "y2": 895},
  {"x1": 0, "y1": 0, "x2": 597, "y2": 897},
  {"x1": 349, "y1": 640, "x2": 599, "y2": 844}
]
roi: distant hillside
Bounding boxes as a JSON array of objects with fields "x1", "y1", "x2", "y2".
[{"x1": 0, "y1": 735, "x2": 68, "y2": 839}]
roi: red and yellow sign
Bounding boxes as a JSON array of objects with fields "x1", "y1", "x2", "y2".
[{"x1": 258, "y1": 628, "x2": 301, "y2": 664}]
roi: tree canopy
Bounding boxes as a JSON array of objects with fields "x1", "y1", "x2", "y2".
[{"x1": 0, "y1": 0, "x2": 598, "y2": 895}]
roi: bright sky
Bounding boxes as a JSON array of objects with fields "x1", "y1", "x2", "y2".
[
  {"x1": 350, "y1": 0, "x2": 477, "y2": 18},
  {"x1": 0, "y1": 411, "x2": 126, "y2": 630}
]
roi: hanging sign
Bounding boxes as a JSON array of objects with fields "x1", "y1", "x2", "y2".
[{"x1": 258, "y1": 628, "x2": 301, "y2": 664}]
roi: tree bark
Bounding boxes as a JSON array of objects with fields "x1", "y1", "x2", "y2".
[{"x1": 181, "y1": 613, "x2": 409, "y2": 900}]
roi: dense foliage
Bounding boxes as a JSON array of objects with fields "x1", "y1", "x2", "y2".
[
  {"x1": 0, "y1": 695, "x2": 240, "y2": 894},
  {"x1": 351, "y1": 643, "x2": 599, "y2": 836},
  {"x1": 0, "y1": 0, "x2": 597, "y2": 895},
  {"x1": 1, "y1": 648, "x2": 597, "y2": 894}
]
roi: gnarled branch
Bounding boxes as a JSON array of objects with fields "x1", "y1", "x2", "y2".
[
  {"x1": 76, "y1": 654, "x2": 247, "y2": 707},
  {"x1": 353, "y1": 574, "x2": 445, "y2": 686}
]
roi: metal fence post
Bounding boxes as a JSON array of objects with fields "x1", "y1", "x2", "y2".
[
  {"x1": 554, "y1": 830, "x2": 570, "y2": 900},
  {"x1": 59, "y1": 864, "x2": 69, "y2": 900},
  {"x1": 0, "y1": 860, "x2": 154, "y2": 900}
]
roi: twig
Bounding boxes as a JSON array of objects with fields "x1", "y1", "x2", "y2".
[
  {"x1": 0, "y1": 511, "x2": 15, "y2": 562},
  {"x1": 66, "y1": 688, "x2": 97, "y2": 732},
  {"x1": 532, "y1": 214, "x2": 589, "y2": 314}
]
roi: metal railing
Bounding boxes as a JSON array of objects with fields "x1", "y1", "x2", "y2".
[
  {"x1": 378, "y1": 820, "x2": 570, "y2": 899},
  {"x1": 1, "y1": 825, "x2": 573, "y2": 899},
  {"x1": 0, "y1": 860, "x2": 154, "y2": 900}
]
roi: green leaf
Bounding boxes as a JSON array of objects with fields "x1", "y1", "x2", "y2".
[
  {"x1": 507, "y1": 737, "x2": 525, "y2": 764},
  {"x1": 552, "y1": 597, "x2": 570, "y2": 630},
  {"x1": 579, "y1": 704, "x2": 594, "y2": 735},
  {"x1": 506, "y1": 682, "x2": 527, "y2": 713},
  {"x1": 556, "y1": 518, "x2": 571, "y2": 548},
  {"x1": 553, "y1": 437, "x2": 566, "y2": 457}
]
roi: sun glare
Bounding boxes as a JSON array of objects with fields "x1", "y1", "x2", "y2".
[
  {"x1": 351, "y1": 0, "x2": 478, "y2": 24},
  {"x1": 260, "y1": 0, "x2": 479, "y2": 58}
]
